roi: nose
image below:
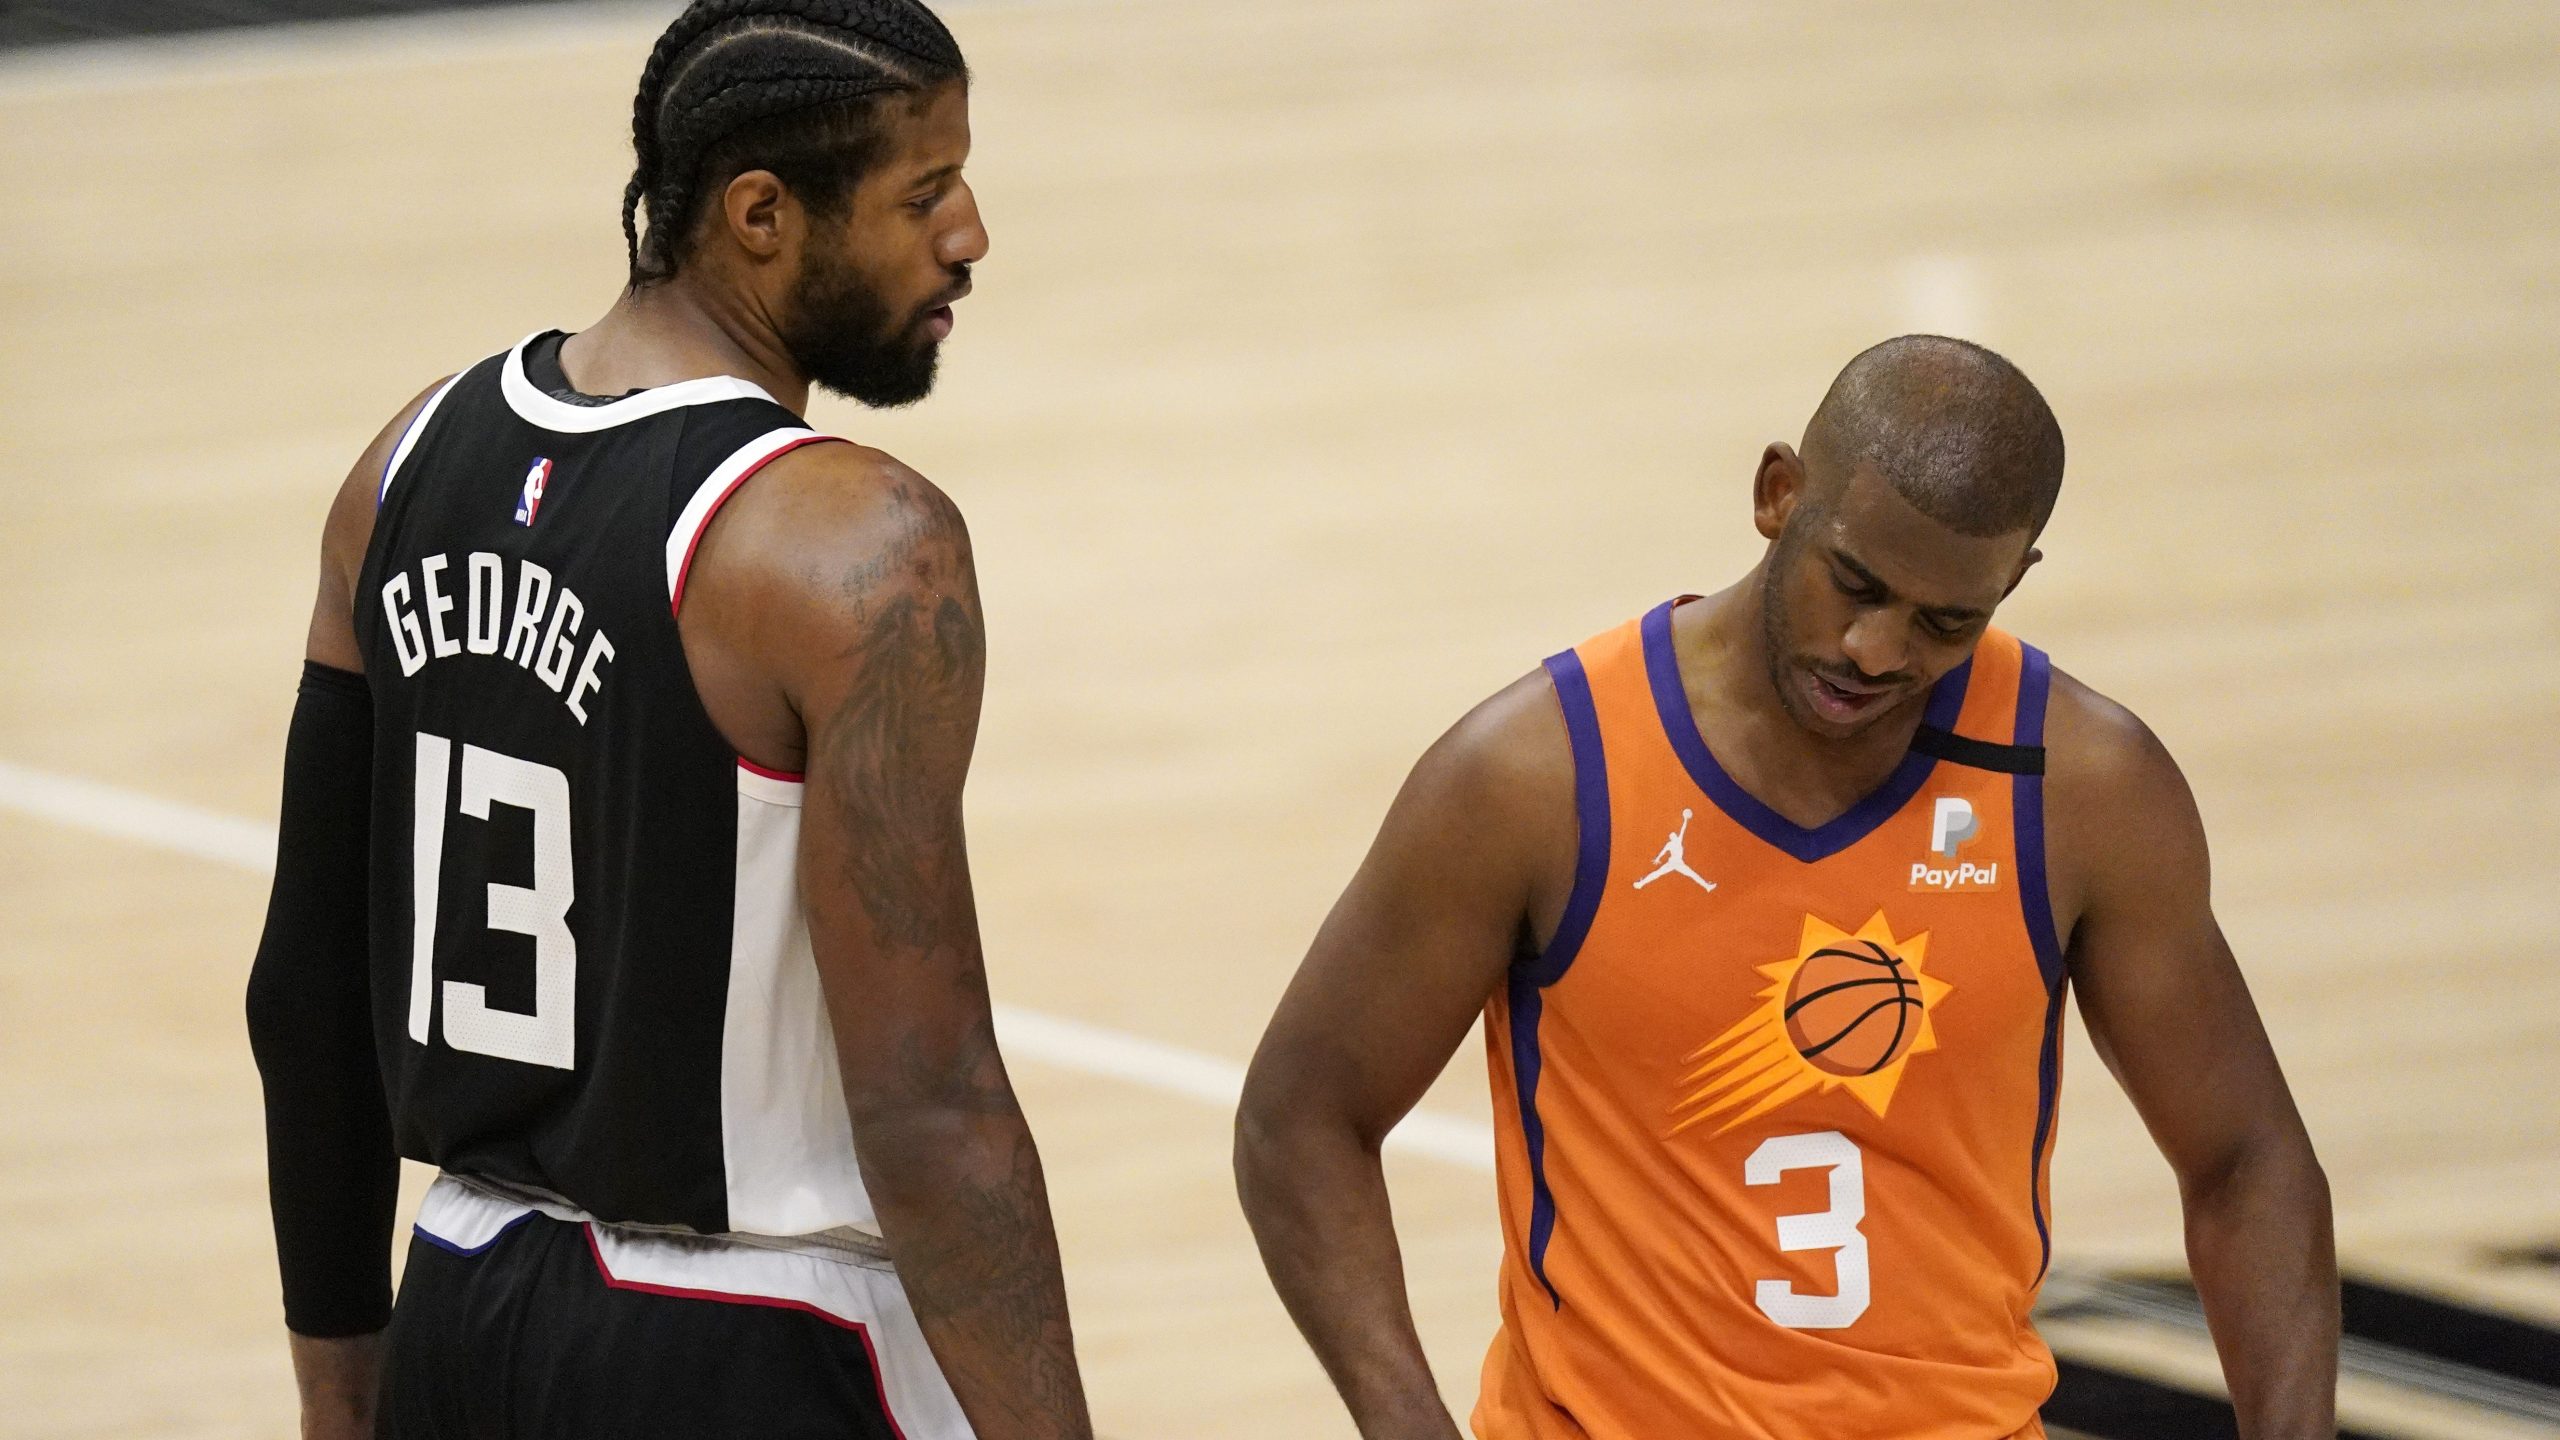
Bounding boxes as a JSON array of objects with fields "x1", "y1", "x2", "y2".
[
  {"x1": 941, "y1": 180, "x2": 988, "y2": 267},
  {"x1": 1840, "y1": 609, "x2": 1909, "y2": 680}
]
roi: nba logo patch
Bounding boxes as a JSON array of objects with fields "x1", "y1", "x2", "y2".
[{"x1": 514, "y1": 458, "x2": 554, "y2": 526}]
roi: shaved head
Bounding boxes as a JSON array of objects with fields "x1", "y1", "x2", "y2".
[{"x1": 1800, "y1": 335, "x2": 2065, "y2": 539}]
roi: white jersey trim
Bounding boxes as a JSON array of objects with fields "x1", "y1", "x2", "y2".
[
  {"x1": 588, "y1": 1221, "x2": 974, "y2": 1439},
  {"x1": 411, "y1": 1174, "x2": 973, "y2": 1439},
  {"x1": 378, "y1": 371, "x2": 465, "y2": 505},
  {"x1": 414, "y1": 1172, "x2": 547, "y2": 1253},
  {"x1": 664, "y1": 427, "x2": 833, "y2": 609},
  {"x1": 736, "y1": 762, "x2": 805, "y2": 808},
  {"x1": 498, "y1": 331, "x2": 781, "y2": 434},
  {"x1": 720, "y1": 766, "x2": 875, "y2": 1242}
]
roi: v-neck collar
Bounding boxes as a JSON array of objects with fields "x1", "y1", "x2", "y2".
[{"x1": 1640, "y1": 597, "x2": 1970, "y2": 864}]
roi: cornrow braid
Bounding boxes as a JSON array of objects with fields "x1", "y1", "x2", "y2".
[{"x1": 622, "y1": 0, "x2": 966, "y2": 287}]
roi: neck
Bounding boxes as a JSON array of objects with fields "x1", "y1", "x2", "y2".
[
  {"x1": 559, "y1": 274, "x2": 812, "y2": 414},
  {"x1": 1702, "y1": 563, "x2": 1784, "y2": 717}
]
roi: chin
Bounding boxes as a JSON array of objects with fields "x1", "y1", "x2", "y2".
[{"x1": 811, "y1": 345, "x2": 940, "y2": 409}]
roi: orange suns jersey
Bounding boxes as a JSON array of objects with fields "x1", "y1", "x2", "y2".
[{"x1": 1476, "y1": 598, "x2": 2070, "y2": 1440}]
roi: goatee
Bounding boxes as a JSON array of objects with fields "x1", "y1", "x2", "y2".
[{"x1": 779, "y1": 253, "x2": 943, "y2": 409}]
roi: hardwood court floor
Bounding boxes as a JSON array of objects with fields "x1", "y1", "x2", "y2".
[{"x1": 1, "y1": 2, "x2": 2555, "y2": 1436}]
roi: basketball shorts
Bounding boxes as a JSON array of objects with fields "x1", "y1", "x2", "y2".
[{"x1": 380, "y1": 1173, "x2": 973, "y2": 1439}]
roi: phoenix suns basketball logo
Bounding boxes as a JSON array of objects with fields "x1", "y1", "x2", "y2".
[{"x1": 1669, "y1": 911, "x2": 1952, "y2": 1136}]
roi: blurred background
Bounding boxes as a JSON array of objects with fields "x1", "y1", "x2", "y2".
[{"x1": 2, "y1": 1, "x2": 2555, "y2": 1436}]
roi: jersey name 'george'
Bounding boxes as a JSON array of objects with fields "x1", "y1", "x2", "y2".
[{"x1": 378, "y1": 550, "x2": 616, "y2": 724}]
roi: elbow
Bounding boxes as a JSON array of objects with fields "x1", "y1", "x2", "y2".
[
  {"x1": 1233, "y1": 1053, "x2": 1303, "y2": 1163},
  {"x1": 845, "y1": 1085, "x2": 1034, "y2": 1195},
  {"x1": 1233, "y1": 1089, "x2": 1295, "y2": 1230},
  {"x1": 2181, "y1": 1122, "x2": 2330, "y2": 1220},
  {"x1": 2291, "y1": 1149, "x2": 2334, "y2": 1225},
  {"x1": 1232, "y1": 1071, "x2": 1285, "y2": 1199},
  {"x1": 1233, "y1": 1057, "x2": 1363, "y2": 1213},
  {"x1": 244, "y1": 951, "x2": 297, "y2": 1077}
]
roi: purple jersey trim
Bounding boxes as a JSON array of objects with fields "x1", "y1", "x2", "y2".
[
  {"x1": 410, "y1": 1208, "x2": 536, "y2": 1259},
  {"x1": 1506, "y1": 647, "x2": 1612, "y2": 1309},
  {"x1": 1524, "y1": 650, "x2": 1611, "y2": 987},
  {"x1": 1641, "y1": 598, "x2": 1972, "y2": 863},
  {"x1": 2011, "y1": 642, "x2": 2067, "y2": 1280}
]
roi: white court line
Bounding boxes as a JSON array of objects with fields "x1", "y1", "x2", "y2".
[
  {"x1": 0, "y1": 759, "x2": 279, "y2": 871},
  {"x1": 0, "y1": 758, "x2": 1498, "y2": 1171}
]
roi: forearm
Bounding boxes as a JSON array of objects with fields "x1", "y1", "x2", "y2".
[
  {"x1": 857, "y1": 1103, "x2": 1091, "y2": 1440},
  {"x1": 1235, "y1": 1108, "x2": 1462, "y2": 1440},
  {"x1": 2182, "y1": 1141, "x2": 2338, "y2": 1439},
  {"x1": 246, "y1": 662, "x2": 399, "y2": 1337}
]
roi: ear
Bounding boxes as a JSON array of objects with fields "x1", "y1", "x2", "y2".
[
  {"x1": 718, "y1": 169, "x2": 797, "y2": 263},
  {"x1": 2000, "y1": 545, "x2": 2043, "y2": 600},
  {"x1": 1753, "y1": 443, "x2": 1805, "y2": 542}
]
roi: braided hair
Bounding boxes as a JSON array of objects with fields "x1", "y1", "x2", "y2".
[{"x1": 622, "y1": 0, "x2": 966, "y2": 288}]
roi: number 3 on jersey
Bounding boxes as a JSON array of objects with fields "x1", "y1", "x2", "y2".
[
  {"x1": 408, "y1": 732, "x2": 577, "y2": 1069},
  {"x1": 1746, "y1": 1130, "x2": 1870, "y2": 1329}
]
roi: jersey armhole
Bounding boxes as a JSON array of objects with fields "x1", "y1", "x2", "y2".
[
  {"x1": 2011, "y1": 641, "x2": 2068, "y2": 1282},
  {"x1": 662, "y1": 428, "x2": 842, "y2": 615},
  {"x1": 377, "y1": 372, "x2": 467, "y2": 507},
  {"x1": 2010, "y1": 643, "x2": 2065, "y2": 991},
  {"x1": 1507, "y1": 646, "x2": 1611, "y2": 1313},
  {"x1": 1520, "y1": 649, "x2": 1611, "y2": 990}
]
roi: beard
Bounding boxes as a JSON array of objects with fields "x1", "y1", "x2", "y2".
[
  {"x1": 1758, "y1": 520, "x2": 1913, "y2": 738},
  {"x1": 777, "y1": 248, "x2": 944, "y2": 409},
  {"x1": 1758, "y1": 533, "x2": 1827, "y2": 733}
]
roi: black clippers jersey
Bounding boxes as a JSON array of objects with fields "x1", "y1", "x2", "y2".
[{"x1": 355, "y1": 333, "x2": 868, "y2": 1237}]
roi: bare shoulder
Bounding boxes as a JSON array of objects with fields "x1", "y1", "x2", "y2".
[
  {"x1": 1409, "y1": 665, "x2": 1575, "y2": 829},
  {"x1": 679, "y1": 440, "x2": 982, "y2": 773},
  {"x1": 308, "y1": 375, "x2": 455, "y2": 669},
  {"x1": 694, "y1": 438, "x2": 975, "y2": 621},
  {"x1": 1367, "y1": 662, "x2": 1583, "y2": 942},
  {"x1": 2042, "y1": 667, "x2": 2189, "y2": 816},
  {"x1": 2041, "y1": 666, "x2": 2212, "y2": 936},
  {"x1": 325, "y1": 377, "x2": 454, "y2": 568}
]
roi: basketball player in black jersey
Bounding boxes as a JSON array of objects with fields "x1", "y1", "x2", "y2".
[{"x1": 244, "y1": 4, "x2": 1090, "y2": 1437}]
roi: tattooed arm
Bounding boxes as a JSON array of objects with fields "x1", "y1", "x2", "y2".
[{"x1": 680, "y1": 443, "x2": 1092, "y2": 1439}]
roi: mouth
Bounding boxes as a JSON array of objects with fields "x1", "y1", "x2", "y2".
[
  {"x1": 920, "y1": 278, "x2": 972, "y2": 341},
  {"x1": 1801, "y1": 667, "x2": 1901, "y2": 725}
]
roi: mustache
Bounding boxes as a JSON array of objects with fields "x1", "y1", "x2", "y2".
[
  {"x1": 921, "y1": 264, "x2": 973, "y2": 313},
  {"x1": 1807, "y1": 658, "x2": 1916, "y2": 690}
]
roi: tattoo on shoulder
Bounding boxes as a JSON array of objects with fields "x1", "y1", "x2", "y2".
[{"x1": 816, "y1": 490, "x2": 986, "y2": 954}]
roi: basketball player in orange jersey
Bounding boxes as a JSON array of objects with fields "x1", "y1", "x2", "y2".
[{"x1": 1236, "y1": 336, "x2": 2338, "y2": 1438}]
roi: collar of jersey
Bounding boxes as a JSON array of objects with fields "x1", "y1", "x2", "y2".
[
  {"x1": 1641, "y1": 596, "x2": 1972, "y2": 864},
  {"x1": 499, "y1": 332, "x2": 783, "y2": 433}
]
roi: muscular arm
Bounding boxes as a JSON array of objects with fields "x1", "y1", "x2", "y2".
[
  {"x1": 684, "y1": 448, "x2": 1089, "y2": 1438},
  {"x1": 2047, "y1": 676, "x2": 2337, "y2": 1438},
  {"x1": 1236, "y1": 671, "x2": 1573, "y2": 1440}
]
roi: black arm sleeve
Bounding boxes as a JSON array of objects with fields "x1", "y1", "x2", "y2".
[{"x1": 243, "y1": 661, "x2": 398, "y2": 1337}]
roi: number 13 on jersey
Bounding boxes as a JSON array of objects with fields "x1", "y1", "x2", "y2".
[{"x1": 409, "y1": 731, "x2": 578, "y2": 1069}]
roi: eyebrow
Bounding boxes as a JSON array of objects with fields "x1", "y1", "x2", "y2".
[
  {"x1": 1830, "y1": 549, "x2": 1989, "y2": 623},
  {"x1": 905, "y1": 163, "x2": 963, "y2": 191}
]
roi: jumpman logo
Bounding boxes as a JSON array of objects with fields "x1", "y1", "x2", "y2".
[{"x1": 1634, "y1": 809, "x2": 1715, "y2": 893}]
